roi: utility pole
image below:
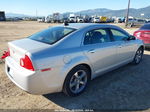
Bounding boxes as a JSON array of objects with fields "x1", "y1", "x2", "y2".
[
  {"x1": 36, "y1": 9, "x2": 38, "y2": 18},
  {"x1": 125, "y1": 0, "x2": 131, "y2": 27}
]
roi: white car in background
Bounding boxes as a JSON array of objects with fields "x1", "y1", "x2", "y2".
[
  {"x1": 93, "y1": 17, "x2": 100, "y2": 23},
  {"x1": 77, "y1": 17, "x2": 84, "y2": 23},
  {"x1": 128, "y1": 18, "x2": 146, "y2": 27}
]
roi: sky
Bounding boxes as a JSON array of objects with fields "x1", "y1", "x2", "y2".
[{"x1": 0, "y1": 0, "x2": 150, "y2": 16}]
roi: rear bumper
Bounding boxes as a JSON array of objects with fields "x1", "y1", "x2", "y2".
[{"x1": 5, "y1": 57, "x2": 64, "y2": 95}]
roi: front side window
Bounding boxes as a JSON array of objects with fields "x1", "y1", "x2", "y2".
[
  {"x1": 84, "y1": 29, "x2": 111, "y2": 45},
  {"x1": 29, "y1": 27, "x2": 76, "y2": 44},
  {"x1": 110, "y1": 29, "x2": 128, "y2": 41}
]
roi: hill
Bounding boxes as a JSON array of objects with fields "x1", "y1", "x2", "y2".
[
  {"x1": 5, "y1": 5, "x2": 150, "y2": 18},
  {"x1": 64, "y1": 6, "x2": 150, "y2": 18}
]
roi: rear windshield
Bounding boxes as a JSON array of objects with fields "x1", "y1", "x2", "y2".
[
  {"x1": 140, "y1": 24, "x2": 150, "y2": 30},
  {"x1": 29, "y1": 27, "x2": 76, "y2": 44}
]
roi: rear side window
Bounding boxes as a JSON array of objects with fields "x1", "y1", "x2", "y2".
[
  {"x1": 84, "y1": 29, "x2": 111, "y2": 45},
  {"x1": 140, "y1": 24, "x2": 150, "y2": 30},
  {"x1": 29, "y1": 27, "x2": 76, "y2": 44},
  {"x1": 110, "y1": 29, "x2": 128, "y2": 41}
]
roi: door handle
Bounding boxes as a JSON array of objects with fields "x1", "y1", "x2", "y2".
[{"x1": 88, "y1": 49, "x2": 95, "y2": 53}]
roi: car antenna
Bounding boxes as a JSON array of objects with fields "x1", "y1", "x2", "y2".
[{"x1": 64, "y1": 20, "x2": 69, "y2": 26}]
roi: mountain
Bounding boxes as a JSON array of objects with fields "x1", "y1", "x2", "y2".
[
  {"x1": 5, "y1": 13, "x2": 31, "y2": 18},
  {"x1": 75, "y1": 8, "x2": 112, "y2": 15},
  {"x1": 5, "y1": 6, "x2": 150, "y2": 18},
  {"x1": 63, "y1": 6, "x2": 150, "y2": 18}
]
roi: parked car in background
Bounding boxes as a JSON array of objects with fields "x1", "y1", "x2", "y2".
[
  {"x1": 6, "y1": 17, "x2": 23, "y2": 21},
  {"x1": 83, "y1": 15, "x2": 91, "y2": 23},
  {"x1": 45, "y1": 15, "x2": 53, "y2": 23},
  {"x1": 52, "y1": 13, "x2": 62, "y2": 23},
  {"x1": 126, "y1": 18, "x2": 136, "y2": 27},
  {"x1": 128, "y1": 18, "x2": 146, "y2": 27},
  {"x1": 77, "y1": 17, "x2": 84, "y2": 23},
  {"x1": 106, "y1": 17, "x2": 115, "y2": 23},
  {"x1": 61, "y1": 17, "x2": 69, "y2": 23},
  {"x1": 4, "y1": 23, "x2": 144, "y2": 96},
  {"x1": 99, "y1": 16, "x2": 107, "y2": 23},
  {"x1": 146, "y1": 19, "x2": 150, "y2": 23},
  {"x1": 37, "y1": 18, "x2": 45, "y2": 22},
  {"x1": 134, "y1": 23, "x2": 150, "y2": 48},
  {"x1": 114, "y1": 17, "x2": 123, "y2": 23},
  {"x1": 93, "y1": 17, "x2": 100, "y2": 23},
  {"x1": 69, "y1": 14, "x2": 77, "y2": 23},
  {"x1": 134, "y1": 19, "x2": 146, "y2": 26}
]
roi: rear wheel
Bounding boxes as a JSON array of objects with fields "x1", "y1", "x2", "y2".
[
  {"x1": 132, "y1": 47, "x2": 144, "y2": 64},
  {"x1": 63, "y1": 65, "x2": 90, "y2": 97}
]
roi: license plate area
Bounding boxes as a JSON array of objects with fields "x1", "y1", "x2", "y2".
[
  {"x1": 7, "y1": 66, "x2": 10, "y2": 72},
  {"x1": 7, "y1": 66, "x2": 13, "y2": 79}
]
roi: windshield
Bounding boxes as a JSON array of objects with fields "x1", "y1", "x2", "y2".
[
  {"x1": 29, "y1": 27, "x2": 76, "y2": 44},
  {"x1": 70, "y1": 17, "x2": 75, "y2": 19}
]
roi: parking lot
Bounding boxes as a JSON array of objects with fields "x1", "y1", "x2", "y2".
[{"x1": 0, "y1": 21, "x2": 150, "y2": 111}]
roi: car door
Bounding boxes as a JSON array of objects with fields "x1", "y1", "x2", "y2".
[
  {"x1": 81, "y1": 28, "x2": 118, "y2": 75},
  {"x1": 109, "y1": 28, "x2": 136, "y2": 64}
]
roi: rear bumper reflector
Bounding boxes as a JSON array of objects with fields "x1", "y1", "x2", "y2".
[{"x1": 41, "y1": 68, "x2": 51, "y2": 72}]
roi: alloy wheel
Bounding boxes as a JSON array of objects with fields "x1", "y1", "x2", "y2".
[
  {"x1": 135, "y1": 48, "x2": 143, "y2": 63},
  {"x1": 69, "y1": 70, "x2": 88, "y2": 94}
]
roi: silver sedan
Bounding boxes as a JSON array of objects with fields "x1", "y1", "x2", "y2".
[{"x1": 5, "y1": 23, "x2": 144, "y2": 96}]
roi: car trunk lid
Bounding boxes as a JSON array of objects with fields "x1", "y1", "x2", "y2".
[{"x1": 8, "y1": 38, "x2": 50, "y2": 64}]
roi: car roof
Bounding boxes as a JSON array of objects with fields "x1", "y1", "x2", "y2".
[
  {"x1": 57, "y1": 23, "x2": 129, "y2": 36},
  {"x1": 59, "y1": 23, "x2": 117, "y2": 30}
]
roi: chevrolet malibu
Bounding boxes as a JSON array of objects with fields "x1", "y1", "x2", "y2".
[{"x1": 5, "y1": 23, "x2": 144, "y2": 96}]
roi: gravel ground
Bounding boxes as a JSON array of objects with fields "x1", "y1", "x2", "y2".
[{"x1": 0, "y1": 21, "x2": 150, "y2": 111}]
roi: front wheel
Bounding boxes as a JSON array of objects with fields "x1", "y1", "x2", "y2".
[
  {"x1": 132, "y1": 47, "x2": 144, "y2": 64},
  {"x1": 63, "y1": 65, "x2": 90, "y2": 97}
]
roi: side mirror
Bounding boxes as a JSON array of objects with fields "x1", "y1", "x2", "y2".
[{"x1": 127, "y1": 35, "x2": 136, "y2": 41}]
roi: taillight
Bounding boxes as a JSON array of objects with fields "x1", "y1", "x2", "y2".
[
  {"x1": 20, "y1": 55, "x2": 34, "y2": 71},
  {"x1": 142, "y1": 31, "x2": 150, "y2": 38},
  {"x1": 134, "y1": 31, "x2": 142, "y2": 39}
]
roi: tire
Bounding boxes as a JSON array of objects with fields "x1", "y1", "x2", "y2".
[
  {"x1": 130, "y1": 23, "x2": 133, "y2": 28},
  {"x1": 63, "y1": 65, "x2": 90, "y2": 97},
  {"x1": 132, "y1": 47, "x2": 144, "y2": 65}
]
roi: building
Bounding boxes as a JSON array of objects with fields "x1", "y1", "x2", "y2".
[{"x1": 0, "y1": 11, "x2": 6, "y2": 21}]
